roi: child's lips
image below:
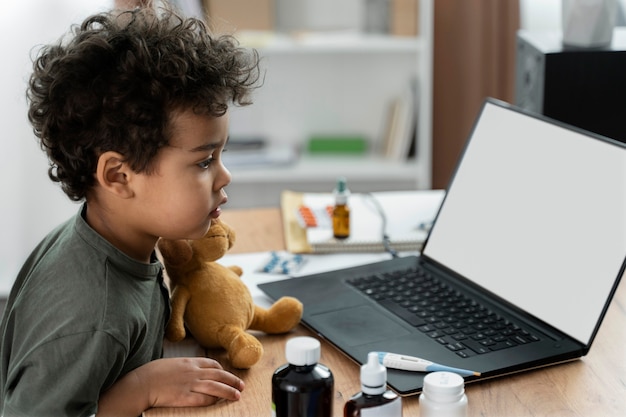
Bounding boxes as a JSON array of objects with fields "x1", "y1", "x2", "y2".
[
  {"x1": 210, "y1": 206, "x2": 222, "y2": 218},
  {"x1": 210, "y1": 198, "x2": 227, "y2": 218},
  {"x1": 209, "y1": 195, "x2": 228, "y2": 219}
]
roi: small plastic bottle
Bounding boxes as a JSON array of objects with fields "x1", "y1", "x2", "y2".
[
  {"x1": 344, "y1": 352, "x2": 402, "y2": 417},
  {"x1": 332, "y1": 176, "x2": 350, "y2": 239},
  {"x1": 419, "y1": 371, "x2": 468, "y2": 417},
  {"x1": 272, "y1": 336, "x2": 334, "y2": 417}
]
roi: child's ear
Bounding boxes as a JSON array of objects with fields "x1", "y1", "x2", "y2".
[{"x1": 95, "y1": 151, "x2": 134, "y2": 198}]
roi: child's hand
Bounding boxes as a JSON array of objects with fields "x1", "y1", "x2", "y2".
[
  {"x1": 97, "y1": 357, "x2": 244, "y2": 416},
  {"x1": 138, "y1": 357, "x2": 244, "y2": 408}
]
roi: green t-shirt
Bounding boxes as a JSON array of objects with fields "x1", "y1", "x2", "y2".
[{"x1": 0, "y1": 205, "x2": 170, "y2": 417}]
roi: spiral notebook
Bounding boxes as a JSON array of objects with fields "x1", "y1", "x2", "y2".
[{"x1": 280, "y1": 189, "x2": 444, "y2": 254}]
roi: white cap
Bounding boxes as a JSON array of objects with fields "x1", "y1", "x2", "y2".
[
  {"x1": 361, "y1": 352, "x2": 387, "y2": 395},
  {"x1": 334, "y1": 176, "x2": 350, "y2": 205},
  {"x1": 423, "y1": 371, "x2": 465, "y2": 402},
  {"x1": 285, "y1": 337, "x2": 321, "y2": 366}
]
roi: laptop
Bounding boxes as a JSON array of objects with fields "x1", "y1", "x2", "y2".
[{"x1": 258, "y1": 98, "x2": 626, "y2": 395}]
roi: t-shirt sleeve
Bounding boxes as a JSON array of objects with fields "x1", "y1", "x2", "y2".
[{"x1": 3, "y1": 330, "x2": 126, "y2": 417}]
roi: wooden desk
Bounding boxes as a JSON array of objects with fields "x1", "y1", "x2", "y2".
[{"x1": 146, "y1": 208, "x2": 626, "y2": 417}]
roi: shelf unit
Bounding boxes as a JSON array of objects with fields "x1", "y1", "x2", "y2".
[{"x1": 225, "y1": 0, "x2": 433, "y2": 208}]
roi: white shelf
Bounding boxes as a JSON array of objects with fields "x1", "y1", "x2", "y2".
[
  {"x1": 225, "y1": 0, "x2": 433, "y2": 209},
  {"x1": 238, "y1": 31, "x2": 424, "y2": 54},
  {"x1": 225, "y1": 156, "x2": 424, "y2": 209},
  {"x1": 230, "y1": 155, "x2": 421, "y2": 183}
]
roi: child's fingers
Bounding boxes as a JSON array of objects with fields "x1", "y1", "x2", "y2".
[
  {"x1": 143, "y1": 357, "x2": 245, "y2": 407},
  {"x1": 194, "y1": 357, "x2": 224, "y2": 370},
  {"x1": 195, "y1": 368, "x2": 245, "y2": 400}
]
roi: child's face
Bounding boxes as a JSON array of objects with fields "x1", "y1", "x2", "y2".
[{"x1": 133, "y1": 109, "x2": 232, "y2": 241}]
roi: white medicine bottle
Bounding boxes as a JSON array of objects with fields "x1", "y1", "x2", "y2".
[
  {"x1": 419, "y1": 371, "x2": 468, "y2": 417},
  {"x1": 344, "y1": 352, "x2": 402, "y2": 417}
]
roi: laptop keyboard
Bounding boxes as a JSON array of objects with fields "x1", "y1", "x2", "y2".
[{"x1": 347, "y1": 265, "x2": 540, "y2": 358}]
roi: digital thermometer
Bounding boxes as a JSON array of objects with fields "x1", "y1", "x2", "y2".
[{"x1": 376, "y1": 352, "x2": 481, "y2": 377}]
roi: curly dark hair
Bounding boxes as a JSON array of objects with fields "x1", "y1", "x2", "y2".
[{"x1": 27, "y1": 6, "x2": 261, "y2": 201}]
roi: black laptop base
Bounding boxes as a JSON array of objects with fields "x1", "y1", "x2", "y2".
[{"x1": 258, "y1": 255, "x2": 585, "y2": 395}]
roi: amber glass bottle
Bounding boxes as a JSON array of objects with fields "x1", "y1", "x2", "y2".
[{"x1": 332, "y1": 177, "x2": 350, "y2": 239}]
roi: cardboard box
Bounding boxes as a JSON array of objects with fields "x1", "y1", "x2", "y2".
[
  {"x1": 391, "y1": 0, "x2": 418, "y2": 37},
  {"x1": 204, "y1": 0, "x2": 274, "y2": 32}
]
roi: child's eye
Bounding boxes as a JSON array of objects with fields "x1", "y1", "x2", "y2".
[{"x1": 197, "y1": 157, "x2": 214, "y2": 169}]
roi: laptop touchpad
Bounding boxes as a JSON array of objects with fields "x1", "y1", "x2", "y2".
[{"x1": 309, "y1": 305, "x2": 410, "y2": 346}]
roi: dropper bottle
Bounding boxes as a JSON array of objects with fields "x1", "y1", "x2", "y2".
[
  {"x1": 332, "y1": 176, "x2": 350, "y2": 239},
  {"x1": 344, "y1": 352, "x2": 402, "y2": 417}
]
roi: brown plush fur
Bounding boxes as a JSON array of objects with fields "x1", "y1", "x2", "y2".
[{"x1": 157, "y1": 219, "x2": 303, "y2": 369}]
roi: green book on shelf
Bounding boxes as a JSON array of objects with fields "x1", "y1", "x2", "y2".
[{"x1": 307, "y1": 136, "x2": 368, "y2": 154}]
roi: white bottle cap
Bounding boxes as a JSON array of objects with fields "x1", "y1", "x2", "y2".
[
  {"x1": 423, "y1": 371, "x2": 465, "y2": 402},
  {"x1": 285, "y1": 336, "x2": 321, "y2": 366},
  {"x1": 361, "y1": 352, "x2": 387, "y2": 395},
  {"x1": 334, "y1": 176, "x2": 350, "y2": 205}
]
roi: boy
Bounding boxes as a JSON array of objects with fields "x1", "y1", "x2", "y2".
[{"x1": 0, "y1": 5, "x2": 260, "y2": 417}]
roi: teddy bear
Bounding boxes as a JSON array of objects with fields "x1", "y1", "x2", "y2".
[{"x1": 157, "y1": 218, "x2": 303, "y2": 369}]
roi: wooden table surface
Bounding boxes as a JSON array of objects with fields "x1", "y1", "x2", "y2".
[{"x1": 145, "y1": 207, "x2": 626, "y2": 417}]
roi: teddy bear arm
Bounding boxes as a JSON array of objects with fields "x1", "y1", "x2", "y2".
[
  {"x1": 165, "y1": 286, "x2": 191, "y2": 342},
  {"x1": 249, "y1": 296, "x2": 303, "y2": 334},
  {"x1": 228, "y1": 265, "x2": 243, "y2": 277}
]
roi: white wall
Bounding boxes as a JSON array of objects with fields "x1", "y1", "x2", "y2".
[
  {"x1": 520, "y1": 0, "x2": 562, "y2": 31},
  {"x1": 0, "y1": 1, "x2": 112, "y2": 294},
  {"x1": 520, "y1": 0, "x2": 626, "y2": 31}
]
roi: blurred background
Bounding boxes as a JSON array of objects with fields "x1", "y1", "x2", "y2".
[{"x1": 0, "y1": 0, "x2": 617, "y2": 292}]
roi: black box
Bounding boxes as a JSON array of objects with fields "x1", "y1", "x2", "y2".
[{"x1": 516, "y1": 29, "x2": 626, "y2": 143}]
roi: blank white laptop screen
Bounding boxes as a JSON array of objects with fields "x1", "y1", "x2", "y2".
[{"x1": 423, "y1": 101, "x2": 626, "y2": 345}]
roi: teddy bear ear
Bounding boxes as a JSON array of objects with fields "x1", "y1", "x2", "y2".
[
  {"x1": 157, "y1": 238, "x2": 193, "y2": 266},
  {"x1": 219, "y1": 220, "x2": 237, "y2": 249}
]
